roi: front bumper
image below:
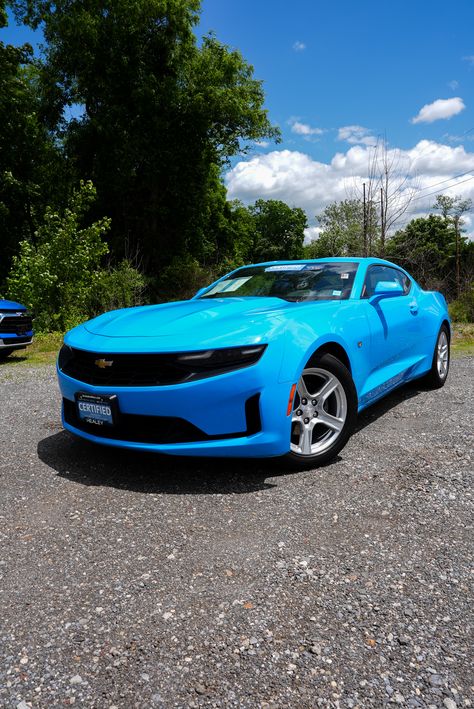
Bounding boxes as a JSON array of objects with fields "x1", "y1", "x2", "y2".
[
  {"x1": 0, "y1": 335, "x2": 34, "y2": 350},
  {"x1": 57, "y1": 347, "x2": 293, "y2": 458}
]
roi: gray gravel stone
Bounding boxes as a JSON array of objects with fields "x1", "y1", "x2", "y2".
[{"x1": 0, "y1": 357, "x2": 473, "y2": 707}]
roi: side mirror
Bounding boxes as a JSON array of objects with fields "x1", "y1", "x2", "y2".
[
  {"x1": 194, "y1": 286, "x2": 208, "y2": 299},
  {"x1": 371, "y1": 281, "x2": 404, "y2": 299}
]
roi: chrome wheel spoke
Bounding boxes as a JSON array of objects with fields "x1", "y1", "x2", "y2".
[
  {"x1": 297, "y1": 379, "x2": 312, "y2": 401},
  {"x1": 316, "y1": 410, "x2": 344, "y2": 432},
  {"x1": 299, "y1": 424, "x2": 314, "y2": 455},
  {"x1": 315, "y1": 375, "x2": 338, "y2": 402}
]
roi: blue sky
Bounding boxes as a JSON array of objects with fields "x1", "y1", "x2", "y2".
[
  {"x1": 3, "y1": 0, "x2": 474, "y2": 235},
  {"x1": 199, "y1": 0, "x2": 474, "y2": 158}
]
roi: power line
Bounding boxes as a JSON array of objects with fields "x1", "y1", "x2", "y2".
[
  {"x1": 410, "y1": 174, "x2": 474, "y2": 203},
  {"x1": 412, "y1": 169, "x2": 474, "y2": 196},
  {"x1": 383, "y1": 174, "x2": 474, "y2": 231}
]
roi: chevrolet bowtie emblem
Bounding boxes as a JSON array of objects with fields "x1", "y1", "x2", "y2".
[{"x1": 95, "y1": 358, "x2": 114, "y2": 369}]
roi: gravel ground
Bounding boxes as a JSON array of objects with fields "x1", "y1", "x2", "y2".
[{"x1": 0, "y1": 358, "x2": 473, "y2": 709}]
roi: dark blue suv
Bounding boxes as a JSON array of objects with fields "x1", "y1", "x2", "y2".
[{"x1": 0, "y1": 300, "x2": 34, "y2": 359}]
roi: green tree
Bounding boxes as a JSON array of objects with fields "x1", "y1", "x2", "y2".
[
  {"x1": 433, "y1": 194, "x2": 472, "y2": 298},
  {"x1": 385, "y1": 213, "x2": 473, "y2": 298},
  {"x1": 7, "y1": 181, "x2": 111, "y2": 330},
  {"x1": 0, "y1": 16, "x2": 61, "y2": 283},
  {"x1": 248, "y1": 199, "x2": 307, "y2": 262},
  {"x1": 305, "y1": 199, "x2": 378, "y2": 258},
  {"x1": 10, "y1": 0, "x2": 279, "y2": 274}
]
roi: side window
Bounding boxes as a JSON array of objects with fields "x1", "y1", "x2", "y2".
[
  {"x1": 362, "y1": 266, "x2": 410, "y2": 298},
  {"x1": 401, "y1": 273, "x2": 412, "y2": 295}
]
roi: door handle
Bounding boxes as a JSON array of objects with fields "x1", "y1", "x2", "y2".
[{"x1": 409, "y1": 301, "x2": 418, "y2": 314}]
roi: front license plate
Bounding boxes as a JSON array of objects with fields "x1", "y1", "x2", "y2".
[{"x1": 76, "y1": 393, "x2": 117, "y2": 427}]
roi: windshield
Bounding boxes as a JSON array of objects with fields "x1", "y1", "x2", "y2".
[{"x1": 200, "y1": 262, "x2": 359, "y2": 302}]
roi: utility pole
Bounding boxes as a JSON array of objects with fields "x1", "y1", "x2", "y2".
[
  {"x1": 363, "y1": 182, "x2": 367, "y2": 257},
  {"x1": 380, "y1": 187, "x2": 385, "y2": 257},
  {"x1": 454, "y1": 214, "x2": 461, "y2": 299}
]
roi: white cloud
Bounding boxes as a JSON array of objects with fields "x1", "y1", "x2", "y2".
[
  {"x1": 463, "y1": 55, "x2": 474, "y2": 65},
  {"x1": 443, "y1": 132, "x2": 474, "y2": 144},
  {"x1": 411, "y1": 97, "x2": 465, "y2": 124},
  {"x1": 254, "y1": 140, "x2": 269, "y2": 148},
  {"x1": 304, "y1": 226, "x2": 322, "y2": 244},
  {"x1": 448, "y1": 79, "x2": 459, "y2": 90},
  {"x1": 290, "y1": 120, "x2": 324, "y2": 138},
  {"x1": 292, "y1": 41, "x2": 306, "y2": 52},
  {"x1": 337, "y1": 125, "x2": 377, "y2": 146},
  {"x1": 225, "y1": 141, "x2": 474, "y2": 228}
]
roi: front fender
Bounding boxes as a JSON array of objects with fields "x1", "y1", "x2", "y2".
[
  {"x1": 278, "y1": 329, "x2": 353, "y2": 384},
  {"x1": 277, "y1": 301, "x2": 371, "y2": 396}
]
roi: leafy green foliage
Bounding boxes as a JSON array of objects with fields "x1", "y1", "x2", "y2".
[
  {"x1": 247, "y1": 200, "x2": 307, "y2": 262},
  {"x1": 385, "y1": 214, "x2": 473, "y2": 298},
  {"x1": 7, "y1": 181, "x2": 111, "y2": 330},
  {"x1": 87, "y1": 260, "x2": 146, "y2": 316},
  {"x1": 153, "y1": 255, "x2": 219, "y2": 303},
  {"x1": 449, "y1": 288, "x2": 474, "y2": 323},
  {"x1": 304, "y1": 200, "x2": 379, "y2": 259},
  {"x1": 0, "y1": 32, "x2": 62, "y2": 282},
  {"x1": 9, "y1": 0, "x2": 279, "y2": 275}
]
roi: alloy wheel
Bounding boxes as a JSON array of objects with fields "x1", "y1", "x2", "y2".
[
  {"x1": 437, "y1": 330, "x2": 449, "y2": 379},
  {"x1": 290, "y1": 367, "x2": 347, "y2": 456}
]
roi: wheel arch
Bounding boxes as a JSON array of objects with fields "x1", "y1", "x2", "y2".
[
  {"x1": 306, "y1": 341, "x2": 352, "y2": 373},
  {"x1": 441, "y1": 318, "x2": 451, "y2": 340}
]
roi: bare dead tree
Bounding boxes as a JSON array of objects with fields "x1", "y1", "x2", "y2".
[{"x1": 347, "y1": 138, "x2": 419, "y2": 256}]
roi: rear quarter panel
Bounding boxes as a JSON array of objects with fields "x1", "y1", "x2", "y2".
[{"x1": 417, "y1": 289, "x2": 450, "y2": 349}]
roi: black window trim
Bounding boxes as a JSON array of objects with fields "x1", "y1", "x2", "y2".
[{"x1": 361, "y1": 264, "x2": 412, "y2": 299}]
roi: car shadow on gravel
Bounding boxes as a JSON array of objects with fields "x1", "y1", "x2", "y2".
[
  {"x1": 37, "y1": 431, "x2": 297, "y2": 494},
  {"x1": 0, "y1": 355, "x2": 27, "y2": 365},
  {"x1": 37, "y1": 379, "x2": 426, "y2": 494}
]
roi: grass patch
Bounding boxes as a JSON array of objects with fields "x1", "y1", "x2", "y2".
[
  {"x1": 451, "y1": 322, "x2": 474, "y2": 356},
  {"x1": 2, "y1": 332, "x2": 63, "y2": 367}
]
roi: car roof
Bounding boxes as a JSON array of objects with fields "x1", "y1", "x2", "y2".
[{"x1": 247, "y1": 257, "x2": 402, "y2": 269}]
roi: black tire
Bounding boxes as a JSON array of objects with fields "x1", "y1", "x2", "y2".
[
  {"x1": 423, "y1": 324, "x2": 450, "y2": 389},
  {"x1": 0, "y1": 348, "x2": 14, "y2": 361},
  {"x1": 282, "y1": 353, "x2": 358, "y2": 470}
]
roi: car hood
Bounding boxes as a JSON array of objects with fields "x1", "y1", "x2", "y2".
[
  {"x1": 83, "y1": 297, "x2": 294, "y2": 342},
  {"x1": 0, "y1": 299, "x2": 27, "y2": 312}
]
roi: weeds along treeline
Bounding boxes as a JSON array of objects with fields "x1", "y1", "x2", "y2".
[{"x1": 1, "y1": 1, "x2": 472, "y2": 328}]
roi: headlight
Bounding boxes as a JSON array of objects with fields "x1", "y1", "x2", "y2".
[{"x1": 176, "y1": 345, "x2": 266, "y2": 370}]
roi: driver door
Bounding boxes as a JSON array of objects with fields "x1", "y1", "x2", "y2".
[{"x1": 362, "y1": 264, "x2": 418, "y2": 374}]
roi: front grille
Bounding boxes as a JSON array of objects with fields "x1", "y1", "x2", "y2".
[
  {"x1": 63, "y1": 394, "x2": 261, "y2": 444},
  {"x1": 0, "y1": 314, "x2": 33, "y2": 334},
  {"x1": 59, "y1": 346, "x2": 265, "y2": 387}
]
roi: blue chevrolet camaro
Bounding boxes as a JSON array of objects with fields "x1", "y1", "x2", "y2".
[
  {"x1": 0, "y1": 299, "x2": 34, "y2": 359},
  {"x1": 57, "y1": 258, "x2": 450, "y2": 467}
]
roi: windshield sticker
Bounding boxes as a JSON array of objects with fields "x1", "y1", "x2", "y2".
[
  {"x1": 340, "y1": 273, "x2": 350, "y2": 279},
  {"x1": 304, "y1": 265, "x2": 324, "y2": 271},
  {"x1": 205, "y1": 277, "x2": 252, "y2": 295},
  {"x1": 332, "y1": 290, "x2": 342, "y2": 296},
  {"x1": 265, "y1": 264, "x2": 306, "y2": 272}
]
